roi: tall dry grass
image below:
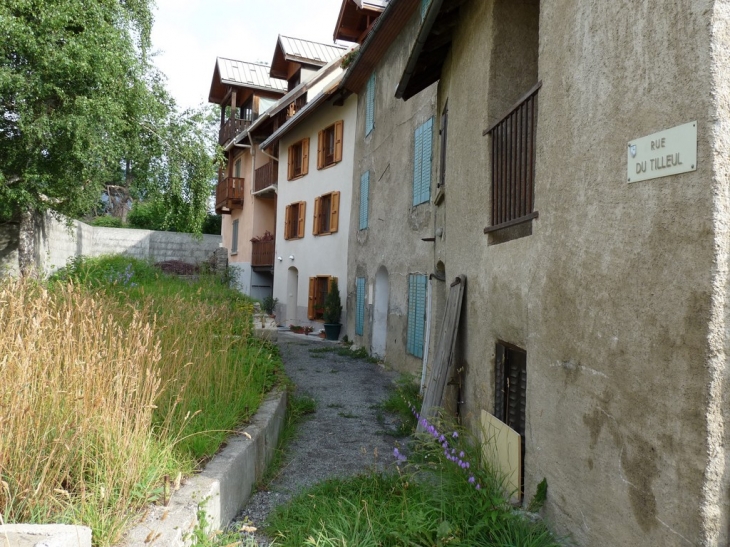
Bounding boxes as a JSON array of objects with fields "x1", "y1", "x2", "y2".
[{"x1": 0, "y1": 278, "x2": 175, "y2": 543}]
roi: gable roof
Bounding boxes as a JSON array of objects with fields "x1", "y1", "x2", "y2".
[
  {"x1": 270, "y1": 35, "x2": 347, "y2": 79},
  {"x1": 334, "y1": 0, "x2": 389, "y2": 43},
  {"x1": 209, "y1": 58, "x2": 287, "y2": 103},
  {"x1": 395, "y1": 0, "x2": 466, "y2": 100}
]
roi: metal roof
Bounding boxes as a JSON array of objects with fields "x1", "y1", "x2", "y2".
[
  {"x1": 216, "y1": 58, "x2": 288, "y2": 91},
  {"x1": 354, "y1": 0, "x2": 390, "y2": 9},
  {"x1": 277, "y1": 35, "x2": 347, "y2": 65}
]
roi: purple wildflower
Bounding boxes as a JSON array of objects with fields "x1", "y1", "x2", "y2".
[
  {"x1": 452, "y1": 431, "x2": 459, "y2": 439},
  {"x1": 468, "y1": 476, "x2": 475, "y2": 484}
]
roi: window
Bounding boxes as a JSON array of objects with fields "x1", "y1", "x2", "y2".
[
  {"x1": 231, "y1": 219, "x2": 239, "y2": 254},
  {"x1": 313, "y1": 191, "x2": 340, "y2": 235},
  {"x1": 308, "y1": 276, "x2": 337, "y2": 320},
  {"x1": 287, "y1": 138, "x2": 310, "y2": 180},
  {"x1": 365, "y1": 74, "x2": 375, "y2": 136},
  {"x1": 494, "y1": 342, "x2": 527, "y2": 500},
  {"x1": 413, "y1": 117, "x2": 434, "y2": 206},
  {"x1": 359, "y1": 171, "x2": 370, "y2": 230},
  {"x1": 317, "y1": 120, "x2": 344, "y2": 169},
  {"x1": 284, "y1": 201, "x2": 306, "y2": 240},
  {"x1": 234, "y1": 158, "x2": 241, "y2": 178},
  {"x1": 484, "y1": 82, "x2": 540, "y2": 233},
  {"x1": 355, "y1": 277, "x2": 366, "y2": 336},
  {"x1": 406, "y1": 274, "x2": 427, "y2": 358}
]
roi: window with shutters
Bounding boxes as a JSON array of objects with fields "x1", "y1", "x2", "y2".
[
  {"x1": 413, "y1": 117, "x2": 433, "y2": 206},
  {"x1": 313, "y1": 191, "x2": 340, "y2": 236},
  {"x1": 317, "y1": 120, "x2": 343, "y2": 169},
  {"x1": 287, "y1": 138, "x2": 309, "y2": 180},
  {"x1": 308, "y1": 276, "x2": 337, "y2": 320},
  {"x1": 494, "y1": 342, "x2": 527, "y2": 500},
  {"x1": 284, "y1": 201, "x2": 306, "y2": 240},
  {"x1": 365, "y1": 74, "x2": 375, "y2": 136},
  {"x1": 406, "y1": 274, "x2": 427, "y2": 358},
  {"x1": 231, "y1": 219, "x2": 239, "y2": 255},
  {"x1": 359, "y1": 171, "x2": 369, "y2": 230},
  {"x1": 355, "y1": 277, "x2": 366, "y2": 336}
]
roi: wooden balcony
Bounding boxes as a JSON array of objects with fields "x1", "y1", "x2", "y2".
[
  {"x1": 219, "y1": 117, "x2": 252, "y2": 146},
  {"x1": 254, "y1": 161, "x2": 278, "y2": 194},
  {"x1": 251, "y1": 239, "x2": 275, "y2": 269},
  {"x1": 215, "y1": 177, "x2": 244, "y2": 214}
]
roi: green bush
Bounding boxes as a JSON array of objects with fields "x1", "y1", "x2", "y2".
[
  {"x1": 90, "y1": 215, "x2": 125, "y2": 228},
  {"x1": 201, "y1": 214, "x2": 222, "y2": 235},
  {"x1": 127, "y1": 200, "x2": 169, "y2": 231}
]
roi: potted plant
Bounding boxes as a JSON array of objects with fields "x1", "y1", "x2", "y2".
[{"x1": 323, "y1": 278, "x2": 343, "y2": 340}]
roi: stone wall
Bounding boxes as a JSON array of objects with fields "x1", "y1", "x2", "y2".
[{"x1": 0, "y1": 213, "x2": 222, "y2": 277}]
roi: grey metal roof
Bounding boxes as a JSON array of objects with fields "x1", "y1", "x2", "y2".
[
  {"x1": 355, "y1": 0, "x2": 389, "y2": 9},
  {"x1": 278, "y1": 35, "x2": 347, "y2": 65},
  {"x1": 217, "y1": 58, "x2": 287, "y2": 91}
]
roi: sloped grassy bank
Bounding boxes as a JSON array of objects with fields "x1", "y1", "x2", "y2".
[{"x1": 0, "y1": 256, "x2": 282, "y2": 546}]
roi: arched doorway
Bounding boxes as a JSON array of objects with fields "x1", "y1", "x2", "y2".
[
  {"x1": 372, "y1": 266, "x2": 389, "y2": 359},
  {"x1": 287, "y1": 267, "x2": 298, "y2": 324}
]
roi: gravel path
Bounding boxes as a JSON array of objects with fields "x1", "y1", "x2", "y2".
[{"x1": 233, "y1": 331, "x2": 402, "y2": 545}]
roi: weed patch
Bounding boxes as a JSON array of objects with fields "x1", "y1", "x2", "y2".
[
  {"x1": 309, "y1": 346, "x2": 378, "y2": 363},
  {"x1": 378, "y1": 375, "x2": 422, "y2": 437}
]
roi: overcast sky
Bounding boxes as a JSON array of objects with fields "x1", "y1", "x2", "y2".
[{"x1": 151, "y1": 0, "x2": 347, "y2": 111}]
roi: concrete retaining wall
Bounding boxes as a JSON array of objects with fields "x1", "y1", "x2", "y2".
[{"x1": 0, "y1": 213, "x2": 222, "y2": 277}]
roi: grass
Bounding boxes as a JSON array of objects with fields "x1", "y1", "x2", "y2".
[
  {"x1": 266, "y1": 416, "x2": 561, "y2": 547},
  {"x1": 309, "y1": 346, "x2": 379, "y2": 363},
  {"x1": 377, "y1": 375, "x2": 422, "y2": 437},
  {"x1": 0, "y1": 256, "x2": 283, "y2": 545}
]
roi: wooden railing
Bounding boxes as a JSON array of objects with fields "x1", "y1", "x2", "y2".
[
  {"x1": 215, "y1": 177, "x2": 245, "y2": 214},
  {"x1": 251, "y1": 239, "x2": 275, "y2": 267},
  {"x1": 254, "y1": 161, "x2": 278, "y2": 192},
  {"x1": 218, "y1": 117, "x2": 252, "y2": 146},
  {"x1": 483, "y1": 81, "x2": 541, "y2": 233}
]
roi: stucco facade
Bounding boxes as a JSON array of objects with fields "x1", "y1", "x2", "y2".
[
  {"x1": 344, "y1": 12, "x2": 438, "y2": 374},
  {"x1": 272, "y1": 94, "x2": 357, "y2": 329},
  {"x1": 416, "y1": 0, "x2": 730, "y2": 545}
]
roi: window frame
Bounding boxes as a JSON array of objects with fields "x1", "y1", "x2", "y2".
[
  {"x1": 317, "y1": 120, "x2": 344, "y2": 169},
  {"x1": 284, "y1": 201, "x2": 306, "y2": 240},
  {"x1": 287, "y1": 137, "x2": 310, "y2": 180},
  {"x1": 313, "y1": 191, "x2": 340, "y2": 236}
]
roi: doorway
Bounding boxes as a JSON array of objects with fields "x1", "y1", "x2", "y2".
[
  {"x1": 287, "y1": 267, "x2": 298, "y2": 324},
  {"x1": 372, "y1": 266, "x2": 389, "y2": 359}
]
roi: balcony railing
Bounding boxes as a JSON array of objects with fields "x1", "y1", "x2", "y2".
[
  {"x1": 215, "y1": 176, "x2": 244, "y2": 214},
  {"x1": 254, "y1": 161, "x2": 278, "y2": 193},
  {"x1": 219, "y1": 117, "x2": 252, "y2": 146},
  {"x1": 251, "y1": 239, "x2": 275, "y2": 268},
  {"x1": 483, "y1": 81, "x2": 541, "y2": 233}
]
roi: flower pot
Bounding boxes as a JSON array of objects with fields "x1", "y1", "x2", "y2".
[{"x1": 324, "y1": 323, "x2": 342, "y2": 341}]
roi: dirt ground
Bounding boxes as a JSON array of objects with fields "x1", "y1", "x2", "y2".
[{"x1": 233, "y1": 331, "x2": 403, "y2": 545}]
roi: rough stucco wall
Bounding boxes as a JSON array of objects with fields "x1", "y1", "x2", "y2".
[
  {"x1": 436, "y1": 0, "x2": 718, "y2": 545},
  {"x1": 273, "y1": 95, "x2": 357, "y2": 330},
  {"x1": 346, "y1": 12, "x2": 438, "y2": 374}
]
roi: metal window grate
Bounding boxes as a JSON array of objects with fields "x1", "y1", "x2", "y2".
[{"x1": 484, "y1": 82, "x2": 541, "y2": 233}]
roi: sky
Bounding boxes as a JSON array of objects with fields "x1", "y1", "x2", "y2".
[{"x1": 151, "y1": 0, "x2": 347, "y2": 111}]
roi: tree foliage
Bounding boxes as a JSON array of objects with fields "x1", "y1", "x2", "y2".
[{"x1": 0, "y1": 0, "x2": 218, "y2": 235}]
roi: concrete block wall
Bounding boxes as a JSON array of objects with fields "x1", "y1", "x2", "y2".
[{"x1": 0, "y1": 213, "x2": 222, "y2": 277}]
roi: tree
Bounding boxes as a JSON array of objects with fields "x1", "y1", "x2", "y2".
[{"x1": 0, "y1": 0, "x2": 218, "y2": 274}]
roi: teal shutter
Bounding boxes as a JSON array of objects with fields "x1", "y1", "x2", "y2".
[
  {"x1": 359, "y1": 171, "x2": 369, "y2": 230},
  {"x1": 421, "y1": 0, "x2": 431, "y2": 19},
  {"x1": 407, "y1": 274, "x2": 427, "y2": 358},
  {"x1": 365, "y1": 74, "x2": 375, "y2": 136},
  {"x1": 356, "y1": 277, "x2": 366, "y2": 336},
  {"x1": 413, "y1": 118, "x2": 433, "y2": 206}
]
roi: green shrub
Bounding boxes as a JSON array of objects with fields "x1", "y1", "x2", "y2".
[
  {"x1": 90, "y1": 215, "x2": 125, "y2": 228},
  {"x1": 127, "y1": 200, "x2": 170, "y2": 231}
]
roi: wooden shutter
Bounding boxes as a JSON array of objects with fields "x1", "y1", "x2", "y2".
[
  {"x1": 413, "y1": 123, "x2": 424, "y2": 206},
  {"x1": 407, "y1": 274, "x2": 427, "y2": 358},
  {"x1": 297, "y1": 201, "x2": 306, "y2": 238},
  {"x1": 287, "y1": 144, "x2": 294, "y2": 180},
  {"x1": 317, "y1": 130, "x2": 325, "y2": 170},
  {"x1": 421, "y1": 117, "x2": 433, "y2": 203},
  {"x1": 365, "y1": 74, "x2": 375, "y2": 136},
  {"x1": 308, "y1": 277, "x2": 316, "y2": 319},
  {"x1": 355, "y1": 277, "x2": 366, "y2": 336},
  {"x1": 329, "y1": 191, "x2": 340, "y2": 233},
  {"x1": 359, "y1": 171, "x2": 369, "y2": 230},
  {"x1": 334, "y1": 120, "x2": 343, "y2": 163},
  {"x1": 301, "y1": 138, "x2": 310, "y2": 176},
  {"x1": 284, "y1": 204, "x2": 292, "y2": 240},
  {"x1": 313, "y1": 196, "x2": 321, "y2": 235}
]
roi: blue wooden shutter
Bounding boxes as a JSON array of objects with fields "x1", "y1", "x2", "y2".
[
  {"x1": 359, "y1": 171, "x2": 370, "y2": 230},
  {"x1": 413, "y1": 118, "x2": 433, "y2": 206},
  {"x1": 413, "y1": 124, "x2": 424, "y2": 205},
  {"x1": 356, "y1": 277, "x2": 366, "y2": 336},
  {"x1": 421, "y1": 0, "x2": 431, "y2": 19},
  {"x1": 365, "y1": 74, "x2": 375, "y2": 136},
  {"x1": 407, "y1": 274, "x2": 427, "y2": 358}
]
